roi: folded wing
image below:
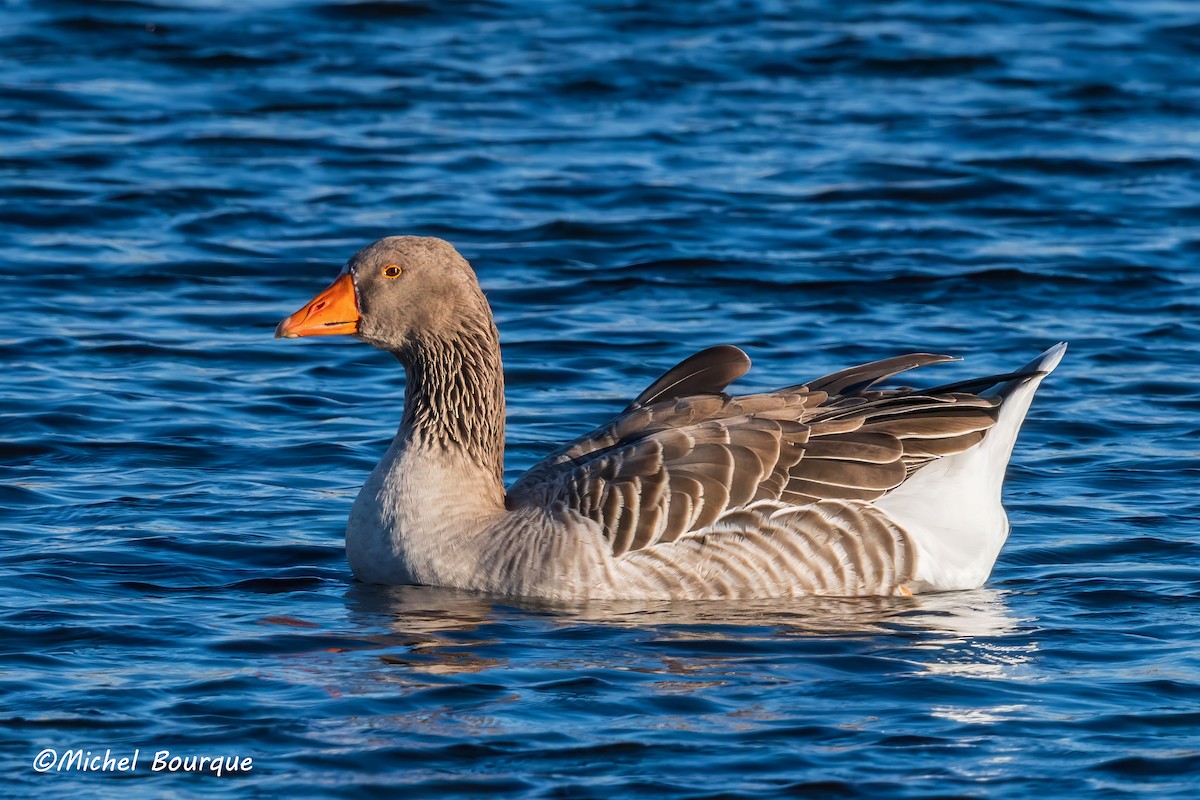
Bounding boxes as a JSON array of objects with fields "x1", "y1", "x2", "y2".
[{"x1": 507, "y1": 347, "x2": 1005, "y2": 557}]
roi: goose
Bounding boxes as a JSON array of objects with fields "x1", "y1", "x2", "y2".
[{"x1": 275, "y1": 236, "x2": 1065, "y2": 600}]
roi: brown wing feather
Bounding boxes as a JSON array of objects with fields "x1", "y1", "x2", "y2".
[
  {"x1": 508, "y1": 347, "x2": 1005, "y2": 557},
  {"x1": 796, "y1": 353, "x2": 959, "y2": 395},
  {"x1": 627, "y1": 345, "x2": 751, "y2": 410}
]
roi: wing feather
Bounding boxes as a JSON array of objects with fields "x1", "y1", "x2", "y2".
[
  {"x1": 801, "y1": 433, "x2": 898, "y2": 463},
  {"x1": 668, "y1": 477, "x2": 704, "y2": 536},
  {"x1": 628, "y1": 345, "x2": 751, "y2": 409},
  {"x1": 508, "y1": 346, "x2": 1006, "y2": 558},
  {"x1": 796, "y1": 353, "x2": 958, "y2": 395}
]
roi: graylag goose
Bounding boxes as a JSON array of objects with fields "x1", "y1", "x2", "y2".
[{"x1": 275, "y1": 236, "x2": 1065, "y2": 600}]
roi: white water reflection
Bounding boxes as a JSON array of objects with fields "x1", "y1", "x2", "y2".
[
  {"x1": 898, "y1": 589, "x2": 1039, "y2": 680},
  {"x1": 341, "y1": 583, "x2": 1036, "y2": 680},
  {"x1": 932, "y1": 704, "x2": 1030, "y2": 724}
]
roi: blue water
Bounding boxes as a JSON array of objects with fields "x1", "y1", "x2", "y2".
[{"x1": 4, "y1": 0, "x2": 1199, "y2": 796}]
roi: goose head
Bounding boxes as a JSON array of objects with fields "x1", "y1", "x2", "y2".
[{"x1": 274, "y1": 236, "x2": 489, "y2": 353}]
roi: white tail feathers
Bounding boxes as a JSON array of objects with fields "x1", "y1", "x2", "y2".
[
  {"x1": 1023, "y1": 341, "x2": 1069, "y2": 375},
  {"x1": 877, "y1": 342, "x2": 1067, "y2": 591}
]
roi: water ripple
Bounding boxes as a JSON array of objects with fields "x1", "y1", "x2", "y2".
[{"x1": 3, "y1": 0, "x2": 1199, "y2": 797}]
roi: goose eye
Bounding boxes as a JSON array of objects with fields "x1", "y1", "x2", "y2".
[{"x1": 382, "y1": 265, "x2": 402, "y2": 278}]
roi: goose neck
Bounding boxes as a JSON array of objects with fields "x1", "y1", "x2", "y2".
[{"x1": 396, "y1": 321, "x2": 506, "y2": 493}]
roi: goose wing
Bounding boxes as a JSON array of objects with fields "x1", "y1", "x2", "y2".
[{"x1": 508, "y1": 348, "x2": 1004, "y2": 557}]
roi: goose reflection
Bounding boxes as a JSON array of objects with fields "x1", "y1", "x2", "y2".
[{"x1": 340, "y1": 583, "x2": 1034, "y2": 680}]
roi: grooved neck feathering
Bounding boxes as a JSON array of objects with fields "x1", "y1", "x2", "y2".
[{"x1": 397, "y1": 316, "x2": 506, "y2": 487}]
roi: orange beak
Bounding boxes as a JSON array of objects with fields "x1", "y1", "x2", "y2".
[{"x1": 274, "y1": 273, "x2": 361, "y2": 339}]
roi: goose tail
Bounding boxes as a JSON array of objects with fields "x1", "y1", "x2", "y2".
[{"x1": 876, "y1": 343, "x2": 1067, "y2": 592}]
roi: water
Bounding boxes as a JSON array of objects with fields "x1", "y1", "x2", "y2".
[{"x1": 3, "y1": 0, "x2": 1199, "y2": 796}]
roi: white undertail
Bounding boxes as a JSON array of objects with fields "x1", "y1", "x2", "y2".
[{"x1": 876, "y1": 342, "x2": 1067, "y2": 591}]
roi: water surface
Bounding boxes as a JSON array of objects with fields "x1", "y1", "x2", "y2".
[{"x1": 3, "y1": 1, "x2": 1199, "y2": 797}]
